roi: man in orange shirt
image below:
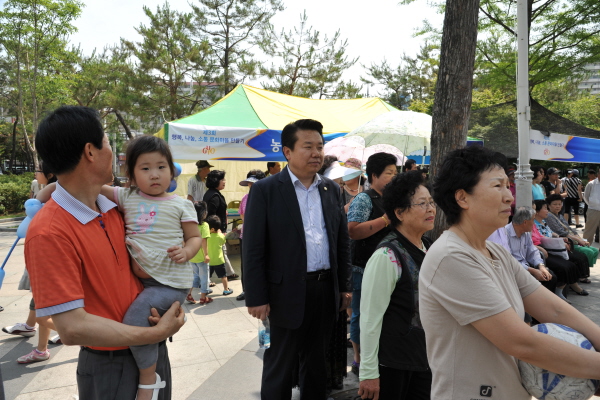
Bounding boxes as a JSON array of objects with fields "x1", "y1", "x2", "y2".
[{"x1": 25, "y1": 106, "x2": 185, "y2": 400}]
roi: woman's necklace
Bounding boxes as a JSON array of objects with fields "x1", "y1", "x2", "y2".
[{"x1": 345, "y1": 183, "x2": 360, "y2": 193}]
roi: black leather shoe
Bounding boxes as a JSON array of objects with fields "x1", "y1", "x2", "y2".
[{"x1": 236, "y1": 292, "x2": 245, "y2": 301}]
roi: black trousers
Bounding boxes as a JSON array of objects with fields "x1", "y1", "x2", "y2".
[
  {"x1": 379, "y1": 365, "x2": 432, "y2": 400},
  {"x1": 261, "y1": 278, "x2": 335, "y2": 400},
  {"x1": 76, "y1": 341, "x2": 171, "y2": 400}
]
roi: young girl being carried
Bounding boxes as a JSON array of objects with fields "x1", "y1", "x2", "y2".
[{"x1": 38, "y1": 135, "x2": 201, "y2": 400}]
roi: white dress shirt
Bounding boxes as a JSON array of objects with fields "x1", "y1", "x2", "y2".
[{"x1": 288, "y1": 168, "x2": 330, "y2": 272}]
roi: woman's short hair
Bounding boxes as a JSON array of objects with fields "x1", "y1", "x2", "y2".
[
  {"x1": 433, "y1": 146, "x2": 507, "y2": 226},
  {"x1": 247, "y1": 169, "x2": 266, "y2": 180},
  {"x1": 512, "y1": 206, "x2": 535, "y2": 225},
  {"x1": 366, "y1": 152, "x2": 397, "y2": 184},
  {"x1": 125, "y1": 135, "x2": 175, "y2": 182},
  {"x1": 531, "y1": 165, "x2": 545, "y2": 180},
  {"x1": 546, "y1": 193, "x2": 563, "y2": 204},
  {"x1": 533, "y1": 200, "x2": 547, "y2": 213},
  {"x1": 206, "y1": 170, "x2": 226, "y2": 189},
  {"x1": 383, "y1": 170, "x2": 429, "y2": 227},
  {"x1": 318, "y1": 155, "x2": 339, "y2": 176}
]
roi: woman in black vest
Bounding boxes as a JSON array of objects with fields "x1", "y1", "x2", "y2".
[
  {"x1": 358, "y1": 170, "x2": 434, "y2": 400},
  {"x1": 203, "y1": 170, "x2": 239, "y2": 280},
  {"x1": 347, "y1": 152, "x2": 398, "y2": 376}
]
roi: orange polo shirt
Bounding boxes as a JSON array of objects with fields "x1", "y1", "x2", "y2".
[{"x1": 25, "y1": 197, "x2": 142, "y2": 351}]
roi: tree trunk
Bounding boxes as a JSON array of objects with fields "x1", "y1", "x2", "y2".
[
  {"x1": 429, "y1": 0, "x2": 481, "y2": 240},
  {"x1": 9, "y1": 116, "x2": 18, "y2": 173}
]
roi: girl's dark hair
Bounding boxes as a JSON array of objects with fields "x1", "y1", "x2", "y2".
[
  {"x1": 41, "y1": 162, "x2": 57, "y2": 184},
  {"x1": 195, "y1": 201, "x2": 208, "y2": 223},
  {"x1": 546, "y1": 193, "x2": 563, "y2": 204},
  {"x1": 125, "y1": 135, "x2": 175, "y2": 184},
  {"x1": 207, "y1": 215, "x2": 221, "y2": 231},
  {"x1": 247, "y1": 169, "x2": 266, "y2": 180},
  {"x1": 433, "y1": 146, "x2": 507, "y2": 226},
  {"x1": 531, "y1": 165, "x2": 545, "y2": 180},
  {"x1": 366, "y1": 152, "x2": 398, "y2": 184},
  {"x1": 206, "y1": 170, "x2": 226, "y2": 189},
  {"x1": 533, "y1": 200, "x2": 547, "y2": 212},
  {"x1": 383, "y1": 170, "x2": 429, "y2": 227}
]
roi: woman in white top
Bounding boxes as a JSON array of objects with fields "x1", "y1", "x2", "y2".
[{"x1": 419, "y1": 145, "x2": 600, "y2": 400}]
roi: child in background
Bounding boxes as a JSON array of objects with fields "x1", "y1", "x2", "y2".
[
  {"x1": 187, "y1": 201, "x2": 212, "y2": 304},
  {"x1": 207, "y1": 215, "x2": 233, "y2": 295}
]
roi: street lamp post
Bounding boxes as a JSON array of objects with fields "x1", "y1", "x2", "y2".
[{"x1": 515, "y1": 0, "x2": 533, "y2": 208}]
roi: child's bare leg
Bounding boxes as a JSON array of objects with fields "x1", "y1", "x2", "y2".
[
  {"x1": 25, "y1": 309, "x2": 36, "y2": 327},
  {"x1": 37, "y1": 326, "x2": 51, "y2": 353},
  {"x1": 137, "y1": 363, "x2": 158, "y2": 400},
  {"x1": 221, "y1": 277, "x2": 229, "y2": 291}
]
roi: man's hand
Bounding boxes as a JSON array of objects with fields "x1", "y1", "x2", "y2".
[
  {"x1": 529, "y1": 268, "x2": 546, "y2": 281},
  {"x1": 248, "y1": 304, "x2": 270, "y2": 320},
  {"x1": 358, "y1": 378, "x2": 380, "y2": 400},
  {"x1": 539, "y1": 265, "x2": 552, "y2": 281},
  {"x1": 204, "y1": 255, "x2": 210, "y2": 264},
  {"x1": 167, "y1": 245, "x2": 187, "y2": 263},
  {"x1": 340, "y1": 292, "x2": 352, "y2": 311},
  {"x1": 150, "y1": 302, "x2": 185, "y2": 338}
]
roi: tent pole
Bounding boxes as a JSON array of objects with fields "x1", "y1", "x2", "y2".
[{"x1": 515, "y1": 0, "x2": 533, "y2": 208}]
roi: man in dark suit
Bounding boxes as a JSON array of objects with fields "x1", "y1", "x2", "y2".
[{"x1": 243, "y1": 119, "x2": 352, "y2": 400}]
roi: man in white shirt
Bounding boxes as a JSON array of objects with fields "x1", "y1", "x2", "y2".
[{"x1": 187, "y1": 160, "x2": 213, "y2": 202}]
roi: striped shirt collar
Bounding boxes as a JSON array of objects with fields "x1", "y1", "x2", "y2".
[
  {"x1": 287, "y1": 168, "x2": 322, "y2": 190},
  {"x1": 52, "y1": 182, "x2": 117, "y2": 225}
]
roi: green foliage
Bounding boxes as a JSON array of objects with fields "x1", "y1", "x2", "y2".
[
  {"x1": 0, "y1": 173, "x2": 32, "y2": 214},
  {"x1": 257, "y1": 10, "x2": 359, "y2": 99},
  {"x1": 191, "y1": 0, "x2": 284, "y2": 96},
  {"x1": 362, "y1": 42, "x2": 438, "y2": 109}
]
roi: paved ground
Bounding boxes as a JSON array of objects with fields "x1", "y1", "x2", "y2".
[{"x1": 1, "y1": 225, "x2": 599, "y2": 399}]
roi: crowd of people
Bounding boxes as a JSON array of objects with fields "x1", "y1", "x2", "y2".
[{"x1": 4, "y1": 105, "x2": 600, "y2": 400}]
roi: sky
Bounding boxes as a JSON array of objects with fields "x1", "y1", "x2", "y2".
[{"x1": 0, "y1": 0, "x2": 443, "y2": 97}]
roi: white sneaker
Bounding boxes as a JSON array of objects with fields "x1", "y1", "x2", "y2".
[
  {"x1": 2, "y1": 323, "x2": 36, "y2": 337},
  {"x1": 17, "y1": 349, "x2": 50, "y2": 363}
]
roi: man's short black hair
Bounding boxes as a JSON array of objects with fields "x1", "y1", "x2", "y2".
[
  {"x1": 366, "y1": 152, "x2": 397, "y2": 184},
  {"x1": 404, "y1": 159, "x2": 417, "y2": 171},
  {"x1": 383, "y1": 170, "x2": 429, "y2": 227},
  {"x1": 206, "y1": 170, "x2": 226, "y2": 189},
  {"x1": 281, "y1": 119, "x2": 324, "y2": 159},
  {"x1": 267, "y1": 162, "x2": 277, "y2": 170},
  {"x1": 588, "y1": 169, "x2": 597, "y2": 175},
  {"x1": 433, "y1": 146, "x2": 507, "y2": 226},
  {"x1": 35, "y1": 106, "x2": 105, "y2": 175},
  {"x1": 207, "y1": 215, "x2": 221, "y2": 231}
]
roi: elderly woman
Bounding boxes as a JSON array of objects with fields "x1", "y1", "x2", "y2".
[
  {"x1": 532, "y1": 200, "x2": 589, "y2": 297},
  {"x1": 358, "y1": 171, "x2": 434, "y2": 400},
  {"x1": 546, "y1": 193, "x2": 599, "y2": 270},
  {"x1": 347, "y1": 152, "x2": 397, "y2": 375},
  {"x1": 420, "y1": 146, "x2": 600, "y2": 399}
]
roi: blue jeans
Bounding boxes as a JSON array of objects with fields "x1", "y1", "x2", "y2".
[
  {"x1": 350, "y1": 268, "x2": 363, "y2": 344},
  {"x1": 191, "y1": 262, "x2": 210, "y2": 294}
]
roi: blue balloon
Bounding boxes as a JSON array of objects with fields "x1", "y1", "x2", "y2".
[
  {"x1": 168, "y1": 179, "x2": 177, "y2": 192},
  {"x1": 25, "y1": 204, "x2": 42, "y2": 218},
  {"x1": 174, "y1": 162, "x2": 182, "y2": 177},
  {"x1": 16, "y1": 216, "x2": 32, "y2": 239},
  {"x1": 24, "y1": 199, "x2": 41, "y2": 209}
]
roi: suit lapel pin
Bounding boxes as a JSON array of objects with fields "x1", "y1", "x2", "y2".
[{"x1": 324, "y1": 186, "x2": 328, "y2": 191}]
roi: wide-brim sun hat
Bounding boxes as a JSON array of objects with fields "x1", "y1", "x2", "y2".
[
  {"x1": 323, "y1": 162, "x2": 362, "y2": 181},
  {"x1": 239, "y1": 176, "x2": 259, "y2": 186}
]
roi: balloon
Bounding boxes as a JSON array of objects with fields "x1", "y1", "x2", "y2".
[
  {"x1": 16, "y1": 217, "x2": 32, "y2": 239},
  {"x1": 173, "y1": 162, "x2": 182, "y2": 177},
  {"x1": 25, "y1": 204, "x2": 42, "y2": 218},
  {"x1": 168, "y1": 179, "x2": 177, "y2": 192},
  {"x1": 24, "y1": 199, "x2": 41, "y2": 209}
]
